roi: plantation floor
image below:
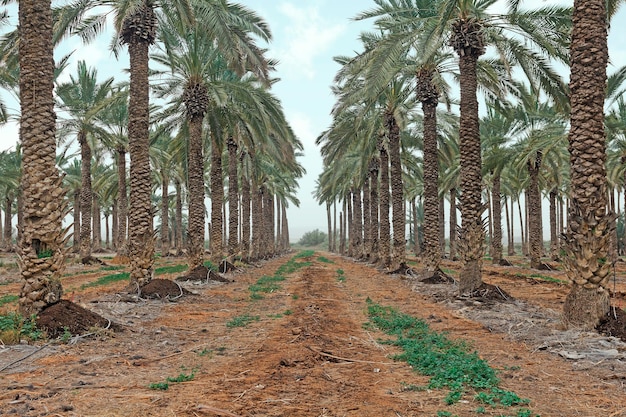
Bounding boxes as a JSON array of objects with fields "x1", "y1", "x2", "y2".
[{"x1": 1, "y1": 251, "x2": 626, "y2": 417}]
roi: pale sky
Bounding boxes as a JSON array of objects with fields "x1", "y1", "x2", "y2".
[{"x1": 2, "y1": 1, "x2": 626, "y2": 241}]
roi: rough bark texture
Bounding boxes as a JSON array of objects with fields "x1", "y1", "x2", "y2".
[
  {"x1": 386, "y1": 108, "x2": 405, "y2": 270},
  {"x1": 263, "y1": 190, "x2": 275, "y2": 257},
  {"x1": 369, "y1": 158, "x2": 380, "y2": 264},
  {"x1": 351, "y1": 187, "x2": 363, "y2": 257},
  {"x1": 72, "y1": 192, "x2": 80, "y2": 252},
  {"x1": 491, "y1": 174, "x2": 503, "y2": 265},
  {"x1": 563, "y1": 0, "x2": 612, "y2": 330},
  {"x1": 227, "y1": 138, "x2": 239, "y2": 257},
  {"x1": 210, "y1": 133, "x2": 224, "y2": 264},
  {"x1": 549, "y1": 189, "x2": 558, "y2": 260},
  {"x1": 449, "y1": 189, "x2": 457, "y2": 259},
  {"x1": 116, "y1": 148, "x2": 128, "y2": 255},
  {"x1": 79, "y1": 132, "x2": 93, "y2": 260},
  {"x1": 175, "y1": 178, "x2": 184, "y2": 255},
  {"x1": 3, "y1": 195, "x2": 12, "y2": 250},
  {"x1": 251, "y1": 184, "x2": 262, "y2": 260},
  {"x1": 362, "y1": 176, "x2": 371, "y2": 260},
  {"x1": 18, "y1": 0, "x2": 66, "y2": 316},
  {"x1": 123, "y1": 3, "x2": 157, "y2": 288},
  {"x1": 92, "y1": 197, "x2": 101, "y2": 251},
  {"x1": 451, "y1": 18, "x2": 486, "y2": 294},
  {"x1": 187, "y1": 114, "x2": 206, "y2": 270},
  {"x1": 160, "y1": 173, "x2": 170, "y2": 255},
  {"x1": 527, "y1": 153, "x2": 543, "y2": 269},
  {"x1": 418, "y1": 71, "x2": 441, "y2": 271},
  {"x1": 378, "y1": 141, "x2": 391, "y2": 268},
  {"x1": 241, "y1": 169, "x2": 251, "y2": 262}
]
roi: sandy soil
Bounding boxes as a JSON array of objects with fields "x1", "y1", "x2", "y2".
[{"x1": 1, "y1": 251, "x2": 626, "y2": 417}]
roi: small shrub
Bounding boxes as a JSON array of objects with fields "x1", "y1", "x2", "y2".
[{"x1": 298, "y1": 230, "x2": 327, "y2": 246}]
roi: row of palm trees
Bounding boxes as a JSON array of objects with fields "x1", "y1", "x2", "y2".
[
  {"x1": 6, "y1": 0, "x2": 303, "y2": 316},
  {"x1": 315, "y1": 0, "x2": 624, "y2": 329}
]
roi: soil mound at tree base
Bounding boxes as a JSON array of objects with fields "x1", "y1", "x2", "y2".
[
  {"x1": 140, "y1": 278, "x2": 190, "y2": 299},
  {"x1": 420, "y1": 268, "x2": 456, "y2": 284},
  {"x1": 176, "y1": 266, "x2": 232, "y2": 283},
  {"x1": 36, "y1": 299, "x2": 119, "y2": 338},
  {"x1": 597, "y1": 306, "x2": 626, "y2": 342}
]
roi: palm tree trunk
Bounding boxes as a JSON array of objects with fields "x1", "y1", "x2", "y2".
[
  {"x1": 175, "y1": 178, "x2": 184, "y2": 255},
  {"x1": 112, "y1": 200, "x2": 118, "y2": 251},
  {"x1": 72, "y1": 192, "x2": 80, "y2": 253},
  {"x1": 326, "y1": 201, "x2": 332, "y2": 252},
  {"x1": 3, "y1": 196, "x2": 13, "y2": 250},
  {"x1": 456, "y1": 50, "x2": 485, "y2": 293},
  {"x1": 491, "y1": 173, "x2": 503, "y2": 265},
  {"x1": 386, "y1": 110, "x2": 405, "y2": 269},
  {"x1": 116, "y1": 147, "x2": 128, "y2": 255},
  {"x1": 449, "y1": 189, "x2": 457, "y2": 259},
  {"x1": 227, "y1": 138, "x2": 239, "y2": 257},
  {"x1": 187, "y1": 114, "x2": 205, "y2": 270},
  {"x1": 18, "y1": 0, "x2": 65, "y2": 315},
  {"x1": 210, "y1": 132, "x2": 224, "y2": 264},
  {"x1": 420, "y1": 88, "x2": 441, "y2": 270},
  {"x1": 528, "y1": 153, "x2": 542, "y2": 269},
  {"x1": 281, "y1": 203, "x2": 289, "y2": 250},
  {"x1": 517, "y1": 197, "x2": 525, "y2": 256},
  {"x1": 346, "y1": 194, "x2": 353, "y2": 256},
  {"x1": 264, "y1": 189, "x2": 274, "y2": 257},
  {"x1": 362, "y1": 175, "x2": 371, "y2": 260},
  {"x1": 79, "y1": 132, "x2": 93, "y2": 261},
  {"x1": 369, "y1": 158, "x2": 380, "y2": 264},
  {"x1": 241, "y1": 170, "x2": 251, "y2": 262},
  {"x1": 92, "y1": 197, "x2": 102, "y2": 252},
  {"x1": 126, "y1": 26, "x2": 156, "y2": 288},
  {"x1": 563, "y1": 0, "x2": 612, "y2": 329},
  {"x1": 505, "y1": 196, "x2": 514, "y2": 256},
  {"x1": 251, "y1": 184, "x2": 262, "y2": 260},
  {"x1": 379, "y1": 142, "x2": 391, "y2": 267},
  {"x1": 332, "y1": 200, "x2": 337, "y2": 252},
  {"x1": 549, "y1": 189, "x2": 558, "y2": 260},
  {"x1": 160, "y1": 173, "x2": 170, "y2": 256},
  {"x1": 351, "y1": 186, "x2": 363, "y2": 258}
]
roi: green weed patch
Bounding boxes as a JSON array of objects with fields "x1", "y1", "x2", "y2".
[
  {"x1": 0, "y1": 294, "x2": 18, "y2": 307},
  {"x1": 80, "y1": 272, "x2": 130, "y2": 289},
  {"x1": 227, "y1": 314, "x2": 260, "y2": 328},
  {"x1": 366, "y1": 299, "x2": 532, "y2": 414}
]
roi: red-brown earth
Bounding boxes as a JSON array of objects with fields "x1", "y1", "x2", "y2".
[{"x1": 1, "y1": 250, "x2": 625, "y2": 417}]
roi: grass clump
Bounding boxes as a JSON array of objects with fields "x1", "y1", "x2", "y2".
[
  {"x1": 366, "y1": 299, "x2": 531, "y2": 414},
  {"x1": 336, "y1": 268, "x2": 346, "y2": 282},
  {"x1": 527, "y1": 273, "x2": 566, "y2": 284},
  {"x1": 248, "y1": 252, "x2": 312, "y2": 300},
  {"x1": 0, "y1": 294, "x2": 18, "y2": 307},
  {"x1": 149, "y1": 367, "x2": 197, "y2": 390},
  {"x1": 0, "y1": 312, "x2": 43, "y2": 344},
  {"x1": 80, "y1": 272, "x2": 130, "y2": 289},
  {"x1": 154, "y1": 264, "x2": 188, "y2": 275},
  {"x1": 227, "y1": 314, "x2": 260, "y2": 328},
  {"x1": 317, "y1": 256, "x2": 333, "y2": 263}
]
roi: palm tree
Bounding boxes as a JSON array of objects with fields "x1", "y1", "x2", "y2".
[
  {"x1": 98, "y1": 85, "x2": 130, "y2": 255},
  {"x1": 56, "y1": 61, "x2": 115, "y2": 263},
  {"x1": 17, "y1": 0, "x2": 67, "y2": 316},
  {"x1": 0, "y1": 148, "x2": 20, "y2": 251},
  {"x1": 562, "y1": 0, "x2": 613, "y2": 329},
  {"x1": 433, "y1": 0, "x2": 570, "y2": 293}
]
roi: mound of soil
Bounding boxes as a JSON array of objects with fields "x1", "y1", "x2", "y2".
[
  {"x1": 140, "y1": 278, "x2": 189, "y2": 299},
  {"x1": 80, "y1": 255, "x2": 107, "y2": 266},
  {"x1": 36, "y1": 300, "x2": 119, "y2": 338},
  {"x1": 420, "y1": 269, "x2": 456, "y2": 284},
  {"x1": 597, "y1": 306, "x2": 626, "y2": 341},
  {"x1": 176, "y1": 266, "x2": 232, "y2": 283}
]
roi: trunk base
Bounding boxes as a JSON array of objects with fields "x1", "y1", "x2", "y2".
[{"x1": 563, "y1": 284, "x2": 610, "y2": 330}]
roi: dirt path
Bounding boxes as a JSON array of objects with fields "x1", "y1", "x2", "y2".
[{"x1": 1, "y1": 251, "x2": 626, "y2": 416}]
